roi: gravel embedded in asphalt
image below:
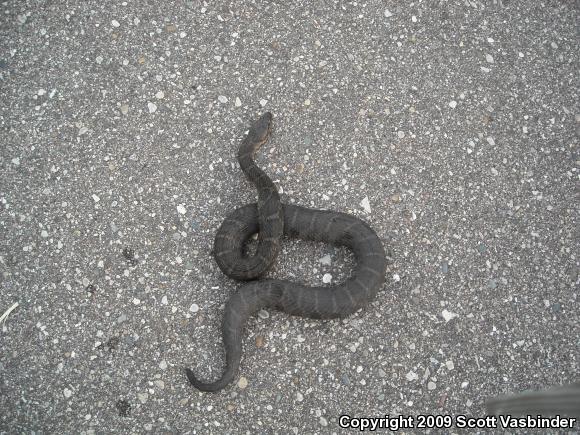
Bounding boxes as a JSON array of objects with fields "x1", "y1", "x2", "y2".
[{"x1": 1, "y1": 1, "x2": 578, "y2": 433}]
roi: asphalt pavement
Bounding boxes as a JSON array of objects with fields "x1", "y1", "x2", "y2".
[{"x1": 1, "y1": 1, "x2": 578, "y2": 433}]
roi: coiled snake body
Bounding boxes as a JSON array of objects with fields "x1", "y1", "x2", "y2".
[{"x1": 186, "y1": 113, "x2": 388, "y2": 391}]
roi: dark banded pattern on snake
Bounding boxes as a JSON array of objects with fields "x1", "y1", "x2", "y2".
[{"x1": 185, "y1": 112, "x2": 388, "y2": 392}]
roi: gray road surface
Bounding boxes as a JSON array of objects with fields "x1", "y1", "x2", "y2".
[{"x1": 1, "y1": 1, "x2": 578, "y2": 433}]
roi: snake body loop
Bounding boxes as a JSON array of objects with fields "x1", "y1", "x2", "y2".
[{"x1": 185, "y1": 113, "x2": 388, "y2": 392}]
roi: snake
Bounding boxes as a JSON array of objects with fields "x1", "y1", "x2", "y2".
[{"x1": 185, "y1": 112, "x2": 388, "y2": 392}]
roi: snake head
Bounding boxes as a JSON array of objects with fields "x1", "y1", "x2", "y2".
[{"x1": 247, "y1": 112, "x2": 273, "y2": 152}]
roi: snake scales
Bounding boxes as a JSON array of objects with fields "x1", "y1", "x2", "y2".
[{"x1": 185, "y1": 113, "x2": 388, "y2": 392}]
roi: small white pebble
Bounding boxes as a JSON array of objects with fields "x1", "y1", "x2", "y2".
[
  {"x1": 304, "y1": 99, "x2": 311, "y2": 106},
  {"x1": 111, "y1": 19, "x2": 120, "y2": 28},
  {"x1": 411, "y1": 15, "x2": 417, "y2": 22},
  {"x1": 95, "y1": 56, "x2": 103, "y2": 64},
  {"x1": 485, "y1": 54, "x2": 494, "y2": 63},
  {"x1": 132, "y1": 298, "x2": 141, "y2": 305},
  {"x1": 486, "y1": 137, "x2": 495, "y2": 146},
  {"x1": 449, "y1": 100, "x2": 457, "y2": 109},
  {"x1": 189, "y1": 303, "x2": 199, "y2": 313},
  {"x1": 37, "y1": 89, "x2": 46, "y2": 96},
  {"x1": 161, "y1": 295, "x2": 168, "y2": 305},
  {"x1": 322, "y1": 273, "x2": 332, "y2": 284},
  {"x1": 393, "y1": 273, "x2": 401, "y2": 282},
  {"x1": 406, "y1": 371, "x2": 418, "y2": 381},
  {"x1": 159, "y1": 360, "x2": 168, "y2": 370},
  {"x1": 176, "y1": 204, "x2": 187, "y2": 214},
  {"x1": 63, "y1": 388, "x2": 73, "y2": 398},
  {"x1": 41, "y1": 230, "x2": 49, "y2": 238},
  {"x1": 441, "y1": 309, "x2": 458, "y2": 322},
  {"x1": 218, "y1": 95, "x2": 228, "y2": 103},
  {"x1": 148, "y1": 102, "x2": 157, "y2": 113},
  {"x1": 360, "y1": 196, "x2": 371, "y2": 214},
  {"x1": 237, "y1": 377, "x2": 248, "y2": 389},
  {"x1": 11, "y1": 157, "x2": 20, "y2": 166},
  {"x1": 319, "y1": 255, "x2": 332, "y2": 266},
  {"x1": 397, "y1": 130, "x2": 405, "y2": 139},
  {"x1": 179, "y1": 31, "x2": 186, "y2": 38},
  {"x1": 427, "y1": 381, "x2": 436, "y2": 390},
  {"x1": 384, "y1": 9, "x2": 393, "y2": 18},
  {"x1": 155, "y1": 91, "x2": 165, "y2": 99},
  {"x1": 259, "y1": 99, "x2": 268, "y2": 107},
  {"x1": 235, "y1": 97, "x2": 242, "y2": 107},
  {"x1": 92, "y1": 194, "x2": 100, "y2": 202},
  {"x1": 446, "y1": 360, "x2": 455, "y2": 370}
]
